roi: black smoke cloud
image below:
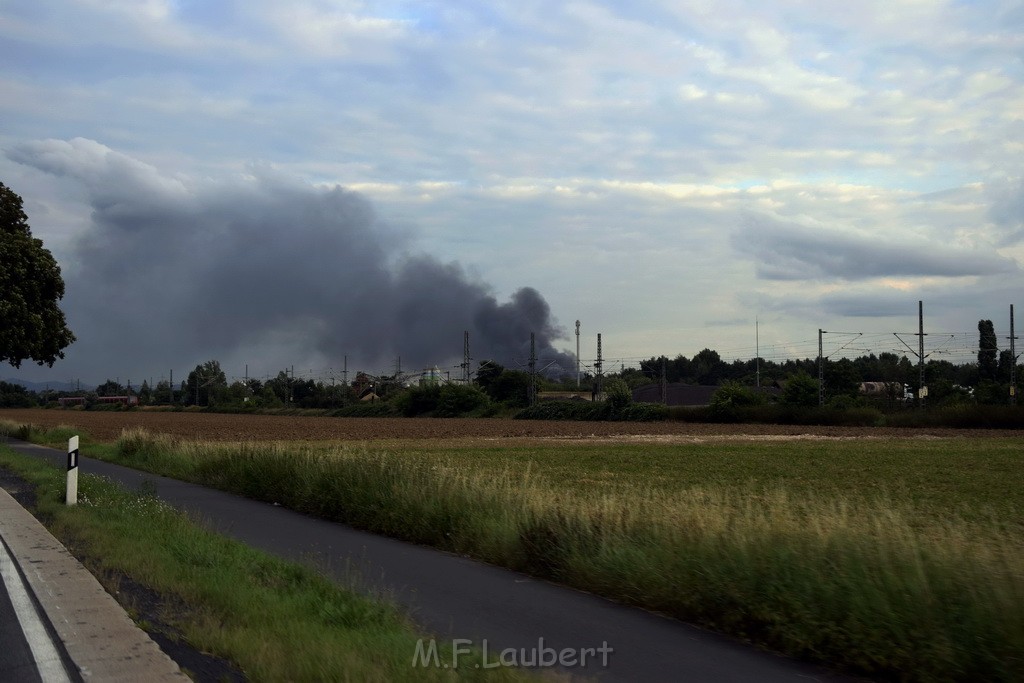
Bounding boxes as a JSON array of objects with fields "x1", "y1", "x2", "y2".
[{"x1": 9, "y1": 138, "x2": 574, "y2": 381}]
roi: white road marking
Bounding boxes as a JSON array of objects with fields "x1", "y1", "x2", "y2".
[{"x1": 0, "y1": 537, "x2": 72, "y2": 683}]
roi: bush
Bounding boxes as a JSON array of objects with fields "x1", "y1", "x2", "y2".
[
  {"x1": 392, "y1": 384, "x2": 441, "y2": 417},
  {"x1": 604, "y1": 378, "x2": 633, "y2": 412},
  {"x1": 331, "y1": 402, "x2": 398, "y2": 418},
  {"x1": 616, "y1": 402, "x2": 669, "y2": 421},
  {"x1": 825, "y1": 394, "x2": 867, "y2": 410},
  {"x1": 782, "y1": 371, "x2": 820, "y2": 407},
  {"x1": 709, "y1": 382, "x2": 765, "y2": 420},
  {"x1": 515, "y1": 399, "x2": 667, "y2": 422},
  {"x1": 516, "y1": 400, "x2": 607, "y2": 421},
  {"x1": 435, "y1": 384, "x2": 491, "y2": 417}
]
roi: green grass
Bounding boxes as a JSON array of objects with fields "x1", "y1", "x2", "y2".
[
  {"x1": 0, "y1": 443, "x2": 526, "y2": 682},
  {"x1": 5, "y1": 418, "x2": 1024, "y2": 681}
]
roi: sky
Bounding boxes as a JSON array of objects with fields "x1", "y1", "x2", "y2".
[{"x1": 1, "y1": 0, "x2": 1022, "y2": 388}]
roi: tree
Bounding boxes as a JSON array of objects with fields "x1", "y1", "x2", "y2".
[
  {"x1": 184, "y1": 360, "x2": 227, "y2": 406},
  {"x1": 692, "y1": 348, "x2": 724, "y2": 385},
  {"x1": 782, "y1": 370, "x2": 819, "y2": 407},
  {"x1": 710, "y1": 381, "x2": 765, "y2": 417},
  {"x1": 823, "y1": 358, "x2": 861, "y2": 401},
  {"x1": 0, "y1": 182, "x2": 75, "y2": 368},
  {"x1": 603, "y1": 377, "x2": 633, "y2": 412},
  {"x1": 474, "y1": 360, "x2": 505, "y2": 390},
  {"x1": 95, "y1": 379, "x2": 125, "y2": 396},
  {"x1": 978, "y1": 320, "x2": 998, "y2": 382}
]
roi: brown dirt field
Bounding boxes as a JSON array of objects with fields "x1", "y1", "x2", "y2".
[{"x1": 1, "y1": 408, "x2": 1019, "y2": 443}]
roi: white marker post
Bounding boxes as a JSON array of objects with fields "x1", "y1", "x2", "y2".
[{"x1": 66, "y1": 436, "x2": 79, "y2": 506}]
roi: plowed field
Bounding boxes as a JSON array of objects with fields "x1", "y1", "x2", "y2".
[{"x1": 1, "y1": 408, "x2": 1017, "y2": 443}]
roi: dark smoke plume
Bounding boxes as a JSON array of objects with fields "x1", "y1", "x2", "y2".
[{"x1": 9, "y1": 138, "x2": 574, "y2": 381}]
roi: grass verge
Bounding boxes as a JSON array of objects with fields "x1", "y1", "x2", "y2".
[{"x1": 0, "y1": 440, "x2": 524, "y2": 682}]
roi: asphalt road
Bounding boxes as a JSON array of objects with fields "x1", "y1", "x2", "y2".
[{"x1": 3, "y1": 437, "x2": 864, "y2": 682}]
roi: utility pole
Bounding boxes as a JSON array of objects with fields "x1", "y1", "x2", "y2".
[
  {"x1": 575, "y1": 320, "x2": 581, "y2": 390},
  {"x1": 755, "y1": 317, "x2": 761, "y2": 389},
  {"x1": 462, "y1": 331, "x2": 471, "y2": 383},
  {"x1": 1010, "y1": 305, "x2": 1018, "y2": 406},
  {"x1": 818, "y1": 329, "x2": 825, "y2": 407},
  {"x1": 893, "y1": 300, "x2": 927, "y2": 409},
  {"x1": 918, "y1": 301, "x2": 926, "y2": 408},
  {"x1": 343, "y1": 355, "x2": 348, "y2": 386},
  {"x1": 595, "y1": 333, "x2": 604, "y2": 400},
  {"x1": 529, "y1": 333, "x2": 537, "y2": 407},
  {"x1": 169, "y1": 369, "x2": 173, "y2": 404},
  {"x1": 661, "y1": 356, "x2": 667, "y2": 405}
]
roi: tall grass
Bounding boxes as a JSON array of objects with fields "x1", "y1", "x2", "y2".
[
  {"x1": 103, "y1": 427, "x2": 1024, "y2": 681},
  {"x1": 0, "y1": 418, "x2": 83, "y2": 444}
]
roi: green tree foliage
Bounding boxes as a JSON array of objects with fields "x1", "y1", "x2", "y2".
[
  {"x1": 393, "y1": 383, "x2": 491, "y2": 417},
  {"x1": 184, "y1": 360, "x2": 228, "y2": 406},
  {"x1": 155, "y1": 379, "x2": 176, "y2": 404},
  {"x1": 692, "y1": 348, "x2": 724, "y2": 385},
  {"x1": 709, "y1": 381, "x2": 765, "y2": 417},
  {"x1": 436, "y1": 384, "x2": 490, "y2": 417},
  {"x1": 138, "y1": 380, "x2": 152, "y2": 405},
  {"x1": 473, "y1": 360, "x2": 505, "y2": 391},
  {"x1": 603, "y1": 377, "x2": 633, "y2": 412},
  {"x1": 978, "y1": 319, "x2": 999, "y2": 381},
  {"x1": 782, "y1": 371, "x2": 819, "y2": 407},
  {"x1": 393, "y1": 384, "x2": 441, "y2": 416},
  {"x1": 0, "y1": 181, "x2": 75, "y2": 368},
  {"x1": 823, "y1": 358, "x2": 861, "y2": 401},
  {"x1": 474, "y1": 361, "x2": 531, "y2": 407},
  {"x1": 264, "y1": 371, "x2": 292, "y2": 403},
  {"x1": 999, "y1": 349, "x2": 1015, "y2": 383},
  {"x1": 0, "y1": 380, "x2": 36, "y2": 407},
  {"x1": 95, "y1": 379, "x2": 126, "y2": 396}
]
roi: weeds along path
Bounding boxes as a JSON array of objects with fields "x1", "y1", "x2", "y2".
[
  {"x1": 0, "y1": 408, "x2": 1017, "y2": 442},
  {"x1": 2, "y1": 436, "x2": 857, "y2": 683}
]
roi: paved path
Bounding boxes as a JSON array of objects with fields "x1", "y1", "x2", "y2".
[{"x1": 2, "y1": 436, "x2": 864, "y2": 682}]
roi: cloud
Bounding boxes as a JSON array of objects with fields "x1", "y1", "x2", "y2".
[
  {"x1": 8, "y1": 139, "x2": 575, "y2": 381},
  {"x1": 733, "y1": 216, "x2": 1017, "y2": 281},
  {"x1": 988, "y1": 179, "x2": 1024, "y2": 246}
]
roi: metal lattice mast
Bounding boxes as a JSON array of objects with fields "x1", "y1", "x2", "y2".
[{"x1": 575, "y1": 320, "x2": 581, "y2": 390}]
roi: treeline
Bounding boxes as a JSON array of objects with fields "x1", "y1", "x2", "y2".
[
  {"x1": 4, "y1": 318, "x2": 1021, "y2": 413},
  {"x1": 629, "y1": 346, "x2": 1021, "y2": 407}
]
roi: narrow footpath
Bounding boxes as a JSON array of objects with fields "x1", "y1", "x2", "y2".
[{"x1": 3, "y1": 437, "x2": 863, "y2": 682}]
